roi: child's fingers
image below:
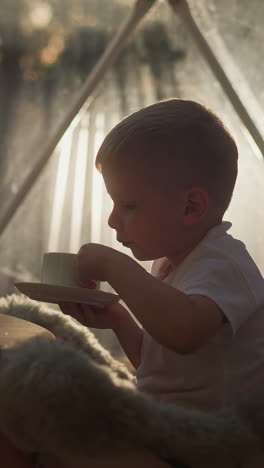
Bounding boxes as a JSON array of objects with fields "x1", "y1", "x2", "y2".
[
  {"x1": 58, "y1": 301, "x2": 95, "y2": 326},
  {"x1": 77, "y1": 303, "x2": 98, "y2": 327},
  {"x1": 83, "y1": 280, "x2": 97, "y2": 289},
  {"x1": 58, "y1": 301, "x2": 79, "y2": 315},
  {"x1": 58, "y1": 301, "x2": 83, "y2": 323},
  {"x1": 73, "y1": 255, "x2": 97, "y2": 288}
]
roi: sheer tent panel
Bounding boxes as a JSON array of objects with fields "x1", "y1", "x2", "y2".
[{"x1": 0, "y1": 0, "x2": 263, "y2": 357}]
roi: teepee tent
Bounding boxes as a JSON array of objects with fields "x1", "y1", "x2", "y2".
[{"x1": 0, "y1": 0, "x2": 263, "y2": 357}]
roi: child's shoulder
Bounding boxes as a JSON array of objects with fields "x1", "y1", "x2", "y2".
[
  {"x1": 167, "y1": 221, "x2": 264, "y2": 333},
  {"x1": 193, "y1": 221, "x2": 261, "y2": 277}
]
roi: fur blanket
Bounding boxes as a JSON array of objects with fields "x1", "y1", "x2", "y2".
[{"x1": 0, "y1": 294, "x2": 264, "y2": 468}]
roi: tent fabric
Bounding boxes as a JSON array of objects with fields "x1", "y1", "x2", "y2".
[{"x1": 0, "y1": 0, "x2": 264, "y2": 356}]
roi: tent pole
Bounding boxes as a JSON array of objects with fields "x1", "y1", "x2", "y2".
[
  {"x1": 168, "y1": 0, "x2": 264, "y2": 158},
  {"x1": 0, "y1": 0, "x2": 156, "y2": 238}
]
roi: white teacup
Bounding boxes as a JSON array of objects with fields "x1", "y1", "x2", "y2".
[{"x1": 41, "y1": 252, "x2": 99, "y2": 289}]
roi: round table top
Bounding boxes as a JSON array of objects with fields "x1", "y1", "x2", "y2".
[{"x1": 0, "y1": 313, "x2": 55, "y2": 347}]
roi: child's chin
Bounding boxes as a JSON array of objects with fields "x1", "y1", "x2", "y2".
[{"x1": 130, "y1": 248, "x2": 154, "y2": 262}]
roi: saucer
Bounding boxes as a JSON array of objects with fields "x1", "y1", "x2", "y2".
[{"x1": 14, "y1": 282, "x2": 119, "y2": 308}]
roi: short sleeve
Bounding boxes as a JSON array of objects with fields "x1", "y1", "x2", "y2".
[{"x1": 171, "y1": 258, "x2": 259, "y2": 334}]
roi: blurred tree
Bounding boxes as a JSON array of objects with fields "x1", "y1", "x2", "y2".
[{"x1": 0, "y1": 0, "x2": 185, "y2": 193}]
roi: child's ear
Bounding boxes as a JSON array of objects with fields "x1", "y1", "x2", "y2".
[{"x1": 183, "y1": 187, "x2": 209, "y2": 225}]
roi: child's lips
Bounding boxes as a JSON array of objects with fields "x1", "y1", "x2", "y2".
[
  {"x1": 117, "y1": 236, "x2": 135, "y2": 247},
  {"x1": 120, "y1": 241, "x2": 134, "y2": 247}
]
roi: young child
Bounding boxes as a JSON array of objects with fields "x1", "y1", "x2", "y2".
[{"x1": 59, "y1": 99, "x2": 264, "y2": 411}]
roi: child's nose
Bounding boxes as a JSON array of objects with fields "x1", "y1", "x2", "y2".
[{"x1": 108, "y1": 207, "x2": 122, "y2": 231}]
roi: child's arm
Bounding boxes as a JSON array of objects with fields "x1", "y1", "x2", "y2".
[
  {"x1": 77, "y1": 244, "x2": 224, "y2": 354},
  {"x1": 59, "y1": 301, "x2": 143, "y2": 369},
  {"x1": 112, "y1": 304, "x2": 143, "y2": 369}
]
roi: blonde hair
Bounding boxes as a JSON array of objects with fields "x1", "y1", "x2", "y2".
[{"x1": 96, "y1": 99, "x2": 238, "y2": 216}]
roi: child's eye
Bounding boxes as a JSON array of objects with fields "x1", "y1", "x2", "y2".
[{"x1": 121, "y1": 203, "x2": 137, "y2": 211}]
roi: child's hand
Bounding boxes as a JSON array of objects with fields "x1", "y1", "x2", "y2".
[
  {"x1": 58, "y1": 301, "x2": 126, "y2": 330},
  {"x1": 77, "y1": 243, "x2": 122, "y2": 286}
]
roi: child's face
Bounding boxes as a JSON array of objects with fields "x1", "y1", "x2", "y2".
[{"x1": 102, "y1": 164, "x2": 189, "y2": 263}]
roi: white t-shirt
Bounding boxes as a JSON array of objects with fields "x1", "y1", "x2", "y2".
[{"x1": 136, "y1": 222, "x2": 264, "y2": 410}]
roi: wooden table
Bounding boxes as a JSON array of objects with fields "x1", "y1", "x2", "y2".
[
  {"x1": 0, "y1": 313, "x2": 55, "y2": 467},
  {"x1": 0, "y1": 313, "x2": 55, "y2": 347}
]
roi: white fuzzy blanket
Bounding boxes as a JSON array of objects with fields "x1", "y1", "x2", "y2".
[{"x1": 0, "y1": 294, "x2": 264, "y2": 468}]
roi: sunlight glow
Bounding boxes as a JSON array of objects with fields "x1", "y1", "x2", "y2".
[
  {"x1": 242, "y1": 129, "x2": 263, "y2": 161},
  {"x1": 90, "y1": 114, "x2": 105, "y2": 243},
  {"x1": 29, "y1": 3, "x2": 53, "y2": 29},
  {"x1": 69, "y1": 125, "x2": 89, "y2": 252},
  {"x1": 40, "y1": 33, "x2": 65, "y2": 66},
  {"x1": 48, "y1": 130, "x2": 72, "y2": 251}
]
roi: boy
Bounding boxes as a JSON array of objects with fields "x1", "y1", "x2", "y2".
[{"x1": 59, "y1": 99, "x2": 264, "y2": 411}]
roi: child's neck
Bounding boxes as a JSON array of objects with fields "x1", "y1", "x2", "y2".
[{"x1": 168, "y1": 220, "x2": 222, "y2": 267}]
